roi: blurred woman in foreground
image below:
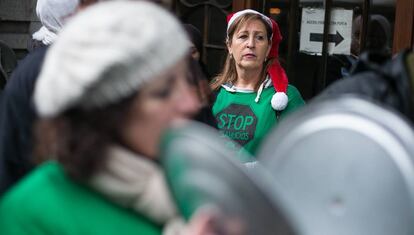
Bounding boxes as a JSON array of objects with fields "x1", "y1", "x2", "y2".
[{"x1": 0, "y1": 1, "x2": 200, "y2": 234}]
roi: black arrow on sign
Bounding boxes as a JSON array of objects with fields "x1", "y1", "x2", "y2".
[{"x1": 309, "y1": 31, "x2": 344, "y2": 46}]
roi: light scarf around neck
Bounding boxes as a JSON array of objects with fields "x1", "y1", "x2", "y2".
[{"x1": 89, "y1": 145, "x2": 186, "y2": 234}]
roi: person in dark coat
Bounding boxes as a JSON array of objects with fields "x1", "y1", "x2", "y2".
[
  {"x1": 187, "y1": 57, "x2": 217, "y2": 128},
  {"x1": 181, "y1": 24, "x2": 217, "y2": 128},
  {"x1": 183, "y1": 24, "x2": 211, "y2": 80},
  {"x1": 0, "y1": 46, "x2": 49, "y2": 194},
  {"x1": 0, "y1": 0, "x2": 95, "y2": 195},
  {"x1": 315, "y1": 50, "x2": 414, "y2": 125},
  {"x1": 325, "y1": 14, "x2": 392, "y2": 87}
]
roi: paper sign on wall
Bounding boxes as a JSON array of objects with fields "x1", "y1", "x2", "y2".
[{"x1": 300, "y1": 8, "x2": 353, "y2": 55}]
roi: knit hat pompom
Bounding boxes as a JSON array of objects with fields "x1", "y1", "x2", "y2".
[
  {"x1": 34, "y1": 1, "x2": 190, "y2": 117},
  {"x1": 227, "y1": 9, "x2": 289, "y2": 111}
]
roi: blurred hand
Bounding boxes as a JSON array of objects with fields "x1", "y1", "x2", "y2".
[
  {"x1": 185, "y1": 207, "x2": 245, "y2": 235},
  {"x1": 186, "y1": 211, "x2": 218, "y2": 235}
]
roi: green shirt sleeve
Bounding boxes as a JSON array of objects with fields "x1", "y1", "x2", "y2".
[{"x1": 280, "y1": 85, "x2": 306, "y2": 119}]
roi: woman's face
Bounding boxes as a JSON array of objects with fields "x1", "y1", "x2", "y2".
[
  {"x1": 122, "y1": 57, "x2": 201, "y2": 159},
  {"x1": 228, "y1": 19, "x2": 271, "y2": 71}
]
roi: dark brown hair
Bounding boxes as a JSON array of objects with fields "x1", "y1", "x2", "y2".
[{"x1": 34, "y1": 93, "x2": 138, "y2": 181}]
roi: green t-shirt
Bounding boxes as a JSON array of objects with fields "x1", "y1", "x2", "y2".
[
  {"x1": 213, "y1": 84, "x2": 305, "y2": 156},
  {"x1": 0, "y1": 161, "x2": 162, "y2": 235}
]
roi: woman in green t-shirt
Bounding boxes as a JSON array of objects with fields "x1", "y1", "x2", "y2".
[
  {"x1": 0, "y1": 2, "x2": 201, "y2": 235},
  {"x1": 211, "y1": 9, "x2": 305, "y2": 156}
]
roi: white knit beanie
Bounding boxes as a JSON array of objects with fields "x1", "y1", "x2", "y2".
[{"x1": 34, "y1": 1, "x2": 190, "y2": 118}]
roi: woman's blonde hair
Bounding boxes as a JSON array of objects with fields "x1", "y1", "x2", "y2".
[{"x1": 211, "y1": 13, "x2": 273, "y2": 91}]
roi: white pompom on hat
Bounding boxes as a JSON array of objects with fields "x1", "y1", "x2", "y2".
[
  {"x1": 227, "y1": 9, "x2": 288, "y2": 111},
  {"x1": 34, "y1": 1, "x2": 190, "y2": 118}
]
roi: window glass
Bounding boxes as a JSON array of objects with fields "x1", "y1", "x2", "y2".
[{"x1": 264, "y1": 0, "x2": 395, "y2": 100}]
